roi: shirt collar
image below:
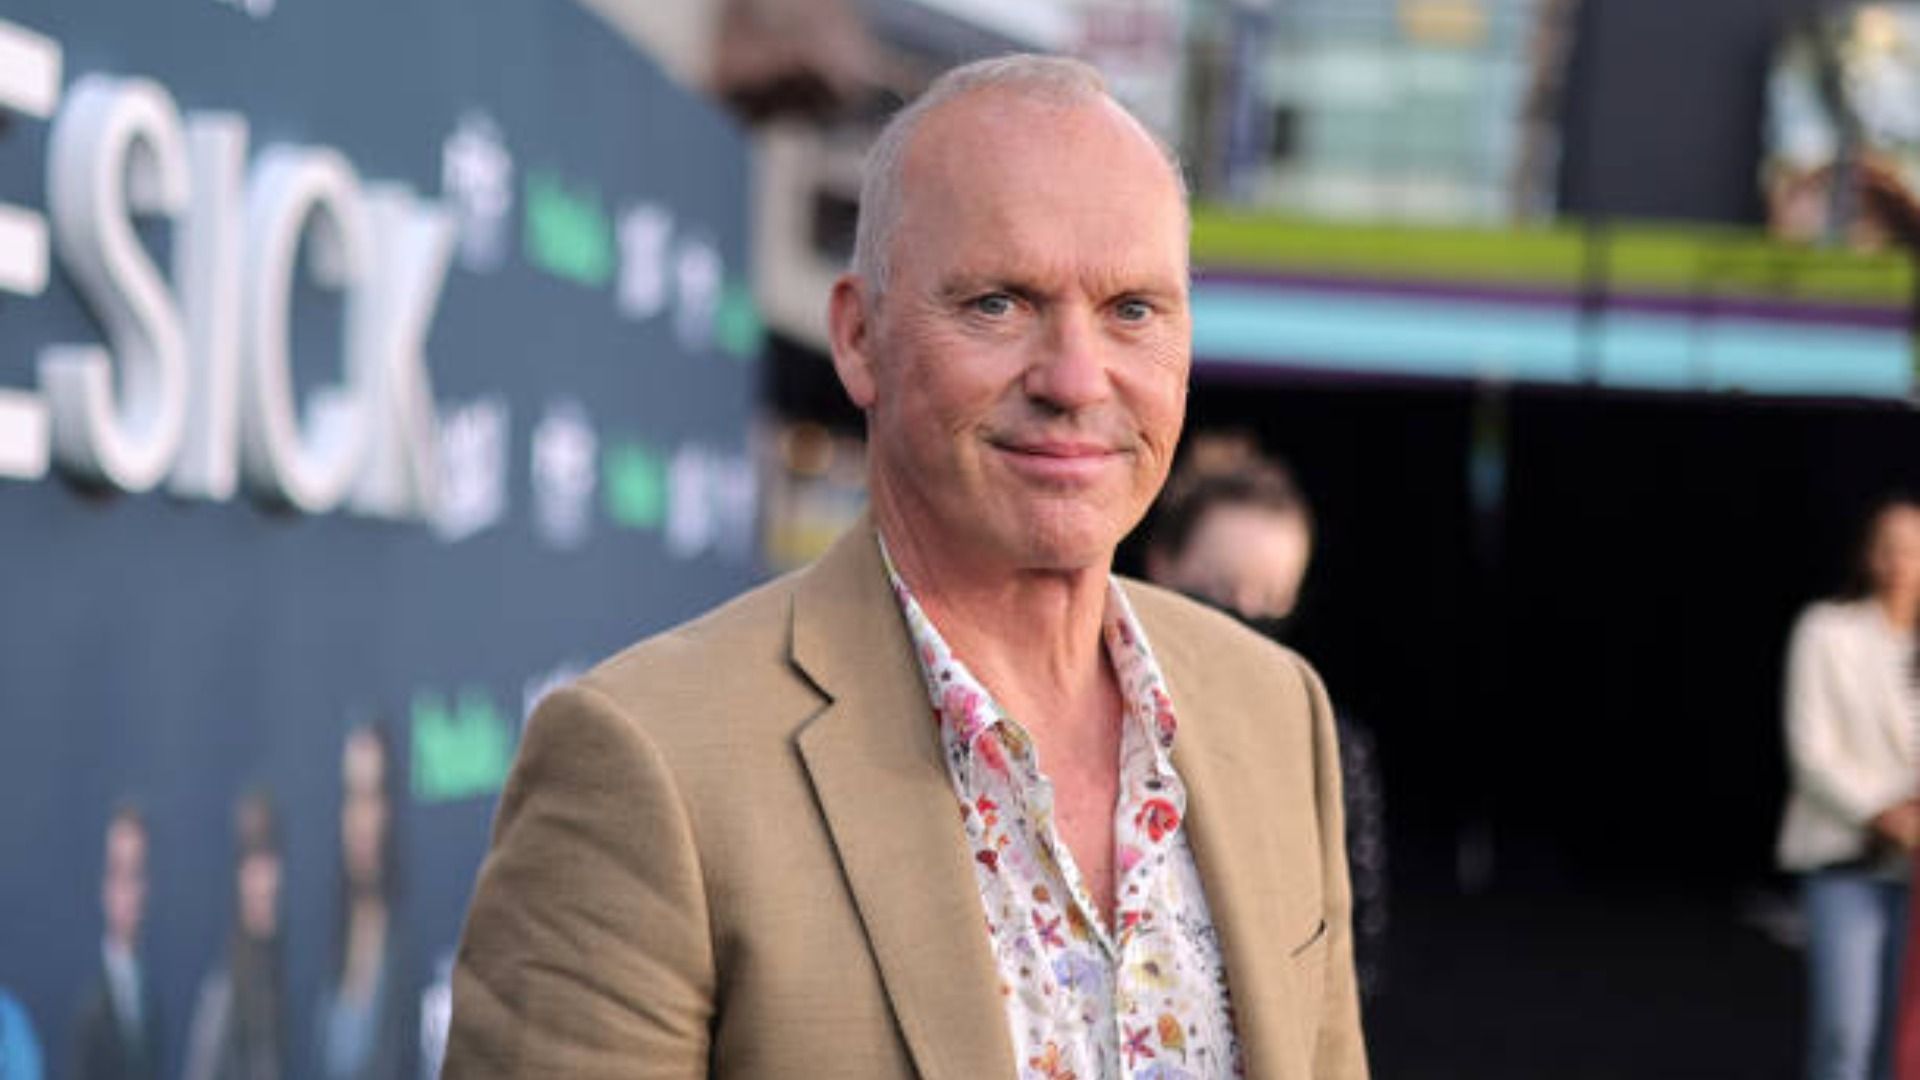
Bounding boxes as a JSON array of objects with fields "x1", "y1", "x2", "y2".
[{"x1": 877, "y1": 533, "x2": 1181, "y2": 776}]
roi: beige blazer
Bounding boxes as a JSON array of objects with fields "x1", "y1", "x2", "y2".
[
  {"x1": 447, "y1": 521, "x2": 1367, "y2": 1078},
  {"x1": 1778, "y1": 599, "x2": 1920, "y2": 871}
]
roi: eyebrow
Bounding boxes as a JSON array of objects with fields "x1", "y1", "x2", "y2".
[
  {"x1": 934, "y1": 273, "x2": 1039, "y2": 302},
  {"x1": 934, "y1": 270, "x2": 1183, "y2": 305}
]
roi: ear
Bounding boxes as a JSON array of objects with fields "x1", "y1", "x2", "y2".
[{"x1": 828, "y1": 274, "x2": 878, "y2": 410}]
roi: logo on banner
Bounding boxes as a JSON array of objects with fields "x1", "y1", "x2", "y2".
[
  {"x1": 615, "y1": 202, "x2": 671, "y2": 321},
  {"x1": 530, "y1": 398, "x2": 596, "y2": 551},
  {"x1": 432, "y1": 397, "x2": 509, "y2": 543},
  {"x1": 614, "y1": 203, "x2": 760, "y2": 361},
  {"x1": 604, "y1": 438, "x2": 666, "y2": 530},
  {"x1": 440, "y1": 111, "x2": 514, "y2": 274},
  {"x1": 673, "y1": 236, "x2": 723, "y2": 352},
  {"x1": 524, "y1": 170, "x2": 613, "y2": 288},
  {"x1": 666, "y1": 442, "x2": 757, "y2": 561},
  {"x1": 410, "y1": 686, "x2": 512, "y2": 804}
]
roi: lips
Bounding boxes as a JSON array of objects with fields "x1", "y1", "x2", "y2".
[
  {"x1": 997, "y1": 439, "x2": 1118, "y2": 459},
  {"x1": 988, "y1": 436, "x2": 1127, "y2": 483}
]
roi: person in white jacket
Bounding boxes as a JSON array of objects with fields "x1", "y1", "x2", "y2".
[{"x1": 1779, "y1": 494, "x2": 1920, "y2": 1080}]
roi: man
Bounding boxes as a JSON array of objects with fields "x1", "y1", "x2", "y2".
[
  {"x1": 70, "y1": 805, "x2": 159, "y2": 1080},
  {"x1": 448, "y1": 55, "x2": 1366, "y2": 1078}
]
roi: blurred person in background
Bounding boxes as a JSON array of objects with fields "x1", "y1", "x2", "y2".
[
  {"x1": 183, "y1": 791, "x2": 285, "y2": 1080},
  {"x1": 1145, "y1": 434, "x2": 1314, "y2": 631},
  {"x1": 1778, "y1": 494, "x2": 1920, "y2": 1080},
  {"x1": 70, "y1": 804, "x2": 158, "y2": 1080},
  {"x1": 315, "y1": 726, "x2": 413, "y2": 1080},
  {"x1": 1145, "y1": 434, "x2": 1390, "y2": 999}
]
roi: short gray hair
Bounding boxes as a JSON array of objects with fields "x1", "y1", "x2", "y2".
[{"x1": 849, "y1": 53, "x2": 1186, "y2": 299}]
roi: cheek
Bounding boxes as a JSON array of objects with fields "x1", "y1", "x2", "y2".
[
  {"x1": 1127, "y1": 357, "x2": 1188, "y2": 467},
  {"x1": 881, "y1": 335, "x2": 1021, "y2": 437},
  {"x1": 1132, "y1": 335, "x2": 1189, "y2": 417}
]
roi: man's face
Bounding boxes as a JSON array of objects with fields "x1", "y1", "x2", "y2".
[
  {"x1": 834, "y1": 90, "x2": 1190, "y2": 572},
  {"x1": 101, "y1": 817, "x2": 147, "y2": 948}
]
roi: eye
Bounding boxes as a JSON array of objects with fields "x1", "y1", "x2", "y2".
[
  {"x1": 1115, "y1": 297, "x2": 1153, "y2": 322},
  {"x1": 969, "y1": 292, "x2": 1015, "y2": 318}
]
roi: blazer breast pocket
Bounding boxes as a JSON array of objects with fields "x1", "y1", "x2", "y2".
[
  {"x1": 1276, "y1": 917, "x2": 1330, "y2": 1055},
  {"x1": 1288, "y1": 918, "x2": 1328, "y2": 960}
]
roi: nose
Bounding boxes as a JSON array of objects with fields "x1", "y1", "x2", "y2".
[{"x1": 1023, "y1": 305, "x2": 1112, "y2": 414}]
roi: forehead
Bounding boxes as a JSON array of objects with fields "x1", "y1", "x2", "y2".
[
  {"x1": 891, "y1": 91, "x2": 1187, "y2": 286},
  {"x1": 1877, "y1": 506, "x2": 1920, "y2": 539},
  {"x1": 1197, "y1": 502, "x2": 1309, "y2": 543}
]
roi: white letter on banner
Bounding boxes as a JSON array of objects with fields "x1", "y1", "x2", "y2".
[
  {"x1": 39, "y1": 75, "x2": 192, "y2": 493},
  {"x1": 168, "y1": 114, "x2": 248, "y2": 501},
  {"x1": 348, "y1": 184, "x2": 452, "y2": 520},
  {"x1": 0, "y1": 17, "x2": 60, "y2": 480},
  {"x1": 239, "y1": 146, "x2": 373, "y2": 513}
]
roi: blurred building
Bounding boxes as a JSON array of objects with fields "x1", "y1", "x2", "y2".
[
  {"x1": 1182, "y1": 0, "x2": 1576, "y2": 222},
  {"x1": 1765, "y1": 3, "x2": 1920, "y2": 251}
]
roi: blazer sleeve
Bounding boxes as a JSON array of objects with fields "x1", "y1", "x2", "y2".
[
  {"x1": 446, "y1": 680, "x2": 716, "y2": 1078},
  {"x1": 1783, "y1": 608, "x2": 1903, "y2": 827},
  {"x1": 1297, "y1": 655, "x2": 1370, "y2": 1079}
]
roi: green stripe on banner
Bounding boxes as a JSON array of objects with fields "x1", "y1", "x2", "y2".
[
  {"x1": 1191, "y1": 209, "x2": 1586, "y2": 289},
  {"x1": 1602, "y1": 226, "x2": 1913, "y2": 306},
  {"x1": 1190, "y1": 209, "x2": 1914, "y2": 308}
]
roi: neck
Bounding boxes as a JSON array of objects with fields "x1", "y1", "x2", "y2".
[
  {"x1": 1880, "y1": 591, "x2": 1920, "y2": 632},
  {"x1": 350, "y1": 891, "x2": 387, "y2": 925},
  {"x1": 874, "y1": 505, "x2": 1113, "y2": 719}
]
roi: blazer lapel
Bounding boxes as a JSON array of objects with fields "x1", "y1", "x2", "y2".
[
  {"x1": 1175, "y1": 740, "x2": 1303, "y2": 1078},
  {"x1": 790, "y1": 522, "x2": 1015, "y2": 1080},
  {"x1": 1152, "y1": 600, "x2": 1323, "y2": 1080}
]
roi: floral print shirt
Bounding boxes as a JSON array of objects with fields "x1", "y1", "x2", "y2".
[{"x1": 882, "y1": 543, "x2": 1244, "y2": 1080}]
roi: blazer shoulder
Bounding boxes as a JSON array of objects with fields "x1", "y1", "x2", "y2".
[
  {"x1": 586, "y1": 567, "x2": 806, "y2": 694},
  {"x1": 1116, "y1": 577, "x2": 1330, "y2": 770},
  {"x1": 549, "y1": 566, "x2": 824, "y2": 766}
]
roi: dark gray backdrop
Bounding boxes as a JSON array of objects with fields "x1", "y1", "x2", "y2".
[{"x1": 0, "y1": 1, "x2": 761, "y2": 1075}]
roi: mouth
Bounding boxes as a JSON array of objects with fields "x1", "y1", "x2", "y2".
[{"x1": 987, "y1": 437, "x2": 1128, "y2": 483}]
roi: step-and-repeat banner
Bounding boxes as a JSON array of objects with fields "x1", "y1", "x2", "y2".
[{"x1": 0, "y1": 3, "x2": 762, "y2": 1077}]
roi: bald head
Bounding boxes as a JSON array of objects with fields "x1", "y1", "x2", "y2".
[
  {"x1": 824, "y1": 53, "x2": 1192, "y2": 578},
  {"x1": 850, "y1": 54, "x2": 1187, "y2": 300}
]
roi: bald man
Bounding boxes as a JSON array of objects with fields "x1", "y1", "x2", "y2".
[{"x1": 447, "y1": 54, "x2": 1367, "y2": 1080}]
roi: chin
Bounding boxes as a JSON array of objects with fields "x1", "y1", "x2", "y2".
[{"x1": 1007, "y1": 507, "x2": 1129, "y2": 571}]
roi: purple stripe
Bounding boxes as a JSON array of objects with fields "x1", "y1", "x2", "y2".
[
  {"x1": 1193, "y1": 268, "x2": 1912, "y2": 330},
  {"x1": 1608, "y1": 291, "x2": 1909, "y2": 329},
  {"x1": 1193, "y1": 355, "x2": 1487, "y2": 393}
]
